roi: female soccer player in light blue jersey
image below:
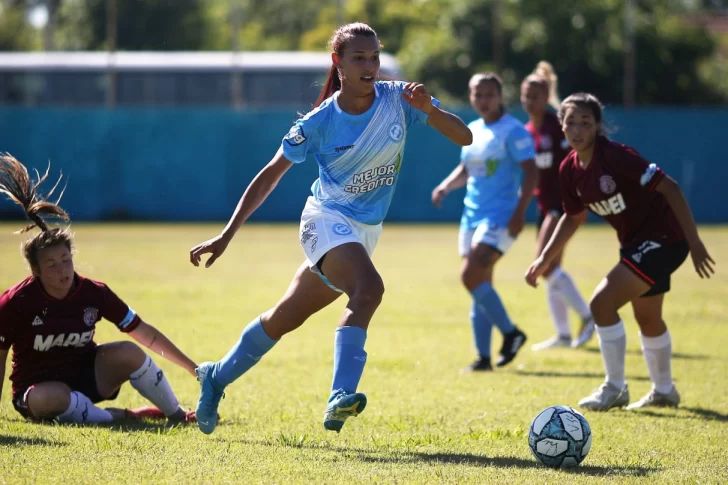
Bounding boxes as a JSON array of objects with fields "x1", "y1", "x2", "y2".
[
  {"x1": 188, "y1": 22, "x2": 472, "y2": 435},
  {"x1": 433, "y1": 72, "x2": 538, "y2": 372}
]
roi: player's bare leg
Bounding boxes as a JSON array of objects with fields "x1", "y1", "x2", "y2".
[
  {"x1": 96, "y1": 341, "x2": 192, "y2": 423},
  {"x1": 627, "y1": 294, "x2": 680, "y2": 409},
  {"x1": 464, "y1": 243, "x2": 526, "y2": 369},
  {"x1": 196, "y1": 262, "x2": 341, "y2": 434},
  {"x1": 318, "y1": 242, "x2": 384, "y2": 432},
  {"x1": 24, "y1": 382, "x2": 115, "y2": 424},
  {"x1": 579, "y1": 264, "x2": 650, "y2": 411},
  {"x1": 533, "y1": 212, "x2": 594, "y2": 351}
]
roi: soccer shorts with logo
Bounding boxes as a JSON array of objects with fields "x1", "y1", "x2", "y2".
[
  {"x1": 619, "y1": 239, "x2": 689, "y2": 297},
  {"x1": 299, "y1": 196, "x2": 382, "y2": 275},
  {"x1": 11, "y1": 345, "x2": 120, "y2": 421},
  {"x1": 459, "y1": 219, "x2": 516, "y2": 257}
]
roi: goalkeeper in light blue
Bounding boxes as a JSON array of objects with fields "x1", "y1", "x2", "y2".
[{"x1": 188, "y1": 22, "x2": 472, "y2": 435}]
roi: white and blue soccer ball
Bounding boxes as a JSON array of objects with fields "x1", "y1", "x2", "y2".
[{"x1": 528, "y1": 405, "x2": 592, "y2": 468}]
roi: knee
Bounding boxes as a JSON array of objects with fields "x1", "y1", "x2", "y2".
[
  {"x1": 633, "y1": 308, "x2": 664, "y2": 331},
  {"x1": 460, "y1": 262, "x2": 484, "y2": 292},
  {"x1": 99, "y1": 341, "x2": 147, "y2": 372},
  {"x1": 351, "y1": 273, "x2": 385, "y2": 308},
  {"x1": 589, "y1": 293, "x2": 614, "y2": 325},
  {"x1": 26, "y1": 383, "x2": 72, "y2": 418},
  {"x1": 542, "y1": 262, "x2": 560, "y2": 279}
]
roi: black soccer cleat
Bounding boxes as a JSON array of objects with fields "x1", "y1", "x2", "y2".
[
  {"x1": 461, "y1": 356, "x2": 493, "y2": 374},
  {"x1": 496, "y1": 327, "x2": 527, "y2": 367}
]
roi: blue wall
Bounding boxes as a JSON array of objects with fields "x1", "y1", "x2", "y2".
[{"x1": 0, "y1": 107, "x2": 725, "y2": 223}]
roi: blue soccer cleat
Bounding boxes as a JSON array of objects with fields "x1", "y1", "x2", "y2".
[
  {"x1": 323, "y1": 389, "x2": 367, "y2": 433},
  {"x1": 195, "y1": 362, "x2": 225, "y2": 435}
]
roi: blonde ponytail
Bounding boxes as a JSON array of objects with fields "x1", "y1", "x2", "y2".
[{"x1": 532, "y1": 61, "x2": 560, "y2": 110}]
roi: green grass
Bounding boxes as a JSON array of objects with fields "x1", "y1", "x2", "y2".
[{"x1": 1, "y1": 223, "x2": 727, "y2": 484}]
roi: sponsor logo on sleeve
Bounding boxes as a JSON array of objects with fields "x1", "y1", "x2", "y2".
[{"x1": 284, "y1": 125, "x2": 307, "y2": 146}]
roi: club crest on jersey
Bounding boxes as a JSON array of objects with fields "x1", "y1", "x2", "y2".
[
  {"x1": 83, "y1": 307, "x2": 99, "y2": 327},
  {"x1": 600, "y1": 175, "x2": 617, "y2": 194},
  {"x1": 540, "y1": 135, "x2": 552, "y2": 150},
  {"x1": 284, "y1": 125, "x2": 306, "y2": 146},
  {"x1": 388, "y1": 123, "x2": 404, "y2": 142}
]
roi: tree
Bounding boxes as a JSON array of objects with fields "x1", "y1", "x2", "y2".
[
  {"x1": 0, "y1": 1, "x2": 41, "y2": 50},
  {"x1": 73, "y1": 0, "x2": 219, "y2": 51}
]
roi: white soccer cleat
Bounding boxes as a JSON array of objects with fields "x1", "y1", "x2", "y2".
[
  {"x1": 571, "y1": 316, "x2": 596, "y2": 348},
  {"x1": 531, "y1": 335, "x2": 572, "y2": 351},
  {"x1": 578, "y1": 382, "x2": 629, "y2": 411},
  {"x1": 626, "y1": 386, "x2": 680, "y2": 410}
]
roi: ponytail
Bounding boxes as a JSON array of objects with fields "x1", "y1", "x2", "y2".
[
  {"x1": 0, "y1": 153, "x2": 68, "y2": 234},
  {"x1": 314, "y1": 64, "x2": 342, "y2": 108}
]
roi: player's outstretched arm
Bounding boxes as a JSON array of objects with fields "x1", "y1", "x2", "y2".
[
  {"x1": 400, "y1": 82, "x2": 472, "y2": 146},
  {"x1": 525, "y1": 210, "x2": 587, "y2": 287},
  {"x1": 656, "y1": 176, "x2": 715, "y2": 279},
  {"x1": 190, "y1": 151, "x2": 294, "y2": 268},
  {"x1": 0, "y1": 349, "x2": 7, "y2": 402},
  {"x1": 432, "y1": 163, "x2": 468, "y2": 208},
  {"x1": 129, "y1": 321, "x2": 197, "y2": 377}
]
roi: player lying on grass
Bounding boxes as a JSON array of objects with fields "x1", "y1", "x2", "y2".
[
  {"x1": 0, "y1": 154, "x2": 198, "y2": 425},
  {"x1": 525, "y1": 93, "x2": 715, "y2": 411}
]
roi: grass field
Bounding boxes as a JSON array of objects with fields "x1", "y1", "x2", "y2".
[{"x1": 0, "y1": 223, "x2": 726, "y2": 484}]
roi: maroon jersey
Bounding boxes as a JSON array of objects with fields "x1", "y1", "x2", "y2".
[
  {"x1": 526, "y1": 111, "x2": 571, "y2": 212},
  {"x1": 560, "y1": 136, "x2": 685, "y2": 247},
  {"x1": 0, "y1": 274, "x2": 141, "y2": 396}
]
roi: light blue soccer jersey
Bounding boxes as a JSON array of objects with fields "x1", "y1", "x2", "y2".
[
  {"x1": 460, "y1": 114, "x2": 535, "y2": 229},
  {"x1": 281, "y1": 81, "x2": 439, "y2": 225}
]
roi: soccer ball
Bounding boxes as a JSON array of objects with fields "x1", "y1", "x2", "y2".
[{"x1": 528, "y1": 405, "x2": 592, "y2": 468}]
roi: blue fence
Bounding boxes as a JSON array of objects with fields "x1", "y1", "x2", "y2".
[{"x1": 0, "y1": 106, "x2": 725, "y2": 223}]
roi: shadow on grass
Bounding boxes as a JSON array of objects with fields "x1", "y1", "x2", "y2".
[
  {"x1": 221, "y1": 437, "x2": 656, "y2": 477},
  {"x1": 632, "y1": 406, "x2": 728, "y2": 422},
  {"x1": 512, "y1": 370, "x2": 650, "y2": 381},
  {"x1": 356, "y1": 452, "x2": 656, "y2": 476},
  {"x1": 582, "y1": 348, "x2": 709, "y2": 360},
  {"x1": 0, "y1": 434, "x2": 66, "y2": 447}
]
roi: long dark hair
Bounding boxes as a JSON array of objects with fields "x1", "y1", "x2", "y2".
[
  {"x1": 313, "y1": 22, "x2": 379, "y2": 108},
  {"x1": 0, "y1": 153, "x2": 73, "y2": 271}
]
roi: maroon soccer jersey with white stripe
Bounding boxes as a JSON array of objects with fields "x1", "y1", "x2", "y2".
[
  {"x1": 0, "y1": 274, "x2": 141, "y2": 396},
  {"x1": 559, "y1": 136, "x2": 685, "y2": 247},
  {"x1": 526, "y1": 111, "x2": 571, "y2": 212}
]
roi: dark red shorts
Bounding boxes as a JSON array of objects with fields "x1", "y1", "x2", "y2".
[
  {"x1": 12, "y1": 346, "x2": 120, "y2": 421},
  {"x1": 619, "y1": 239, "x2": 689, "y2": 297},
  {"x1": 536, "y1": 207, "x2": 565, "y2": 233}
]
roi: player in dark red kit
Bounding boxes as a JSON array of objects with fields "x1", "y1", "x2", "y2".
[
  {"x1": 525, "y1": 94, "x2": 715, "y2": 411},
  {"x1": 521, "y1": 62, "x2": 594, "y2": 351},
  {"x1": 0, "y1": 154, "x2": 198, "y2": 424}
]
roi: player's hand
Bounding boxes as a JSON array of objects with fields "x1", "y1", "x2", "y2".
[
  {"x1": 431, "y1": 185, "x2": 448, "y2": 208},
  {"x1": 401, "y1": 82, "x2": 434, "y2": 114},
  {"x1": 507, "y1": 211, "x2": 526, "y2": 238},
  {"x1": 525, "y1": 256, "x2": 548, "y2": 288},
  {"x1": 689, "y1": 239, "x2": 715, "y2": 279},
  {"x1": 190, "y1": 234, "x2": 231, "y2": 268}
]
